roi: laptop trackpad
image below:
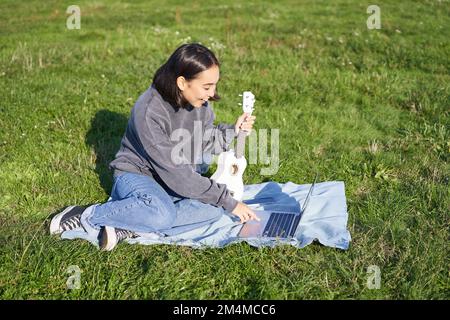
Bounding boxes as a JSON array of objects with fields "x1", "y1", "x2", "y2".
[{"x1": 238, "y1": 211, "x2": 271, "y2": 238}]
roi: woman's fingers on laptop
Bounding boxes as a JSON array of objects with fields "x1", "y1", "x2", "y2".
[
  {"x1": 244, "y1": 206, "x2": 260, "y2": 222},
  {"x1": 232, "y1": 211, "x2": 246, "y2": 223},
  {"x1": 250, "y1": 211, "x2": 261, "y2": 222},
  {"x1": 238, "y1": 213, "x2": 248, "y2": 223},
  {"x1": 232, "y1": 202, "x2": 260, "y2": 223},
  {"x1": 244, "y1": 205, "x2": 260, "y2": 222},
  {"x1": 243, "y1": 209, "x2": 260, "y2": 222},
  {"x1": 237, "y1": 211, "x2": 252, "y2": 223}
]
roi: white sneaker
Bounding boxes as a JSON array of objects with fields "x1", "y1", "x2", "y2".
[
  {"x1": 49, "y1": 206, "x2": 86, "y2": 235},
  {"x1": 99, "y1": 226, "x2": 138, "y2": 251}
]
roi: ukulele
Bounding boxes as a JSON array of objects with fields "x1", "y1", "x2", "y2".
[{"x1": 211, "y1": 91, "x2": 255, "y2": 201}]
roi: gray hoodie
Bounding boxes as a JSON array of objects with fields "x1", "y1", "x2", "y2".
[{"x1": 109, "y1": 85, "x2": 238, "y2": 212}]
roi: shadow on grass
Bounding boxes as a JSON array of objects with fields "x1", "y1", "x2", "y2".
[{"x1": 85, "y1": 109, "x2": 128, "y2": 195}]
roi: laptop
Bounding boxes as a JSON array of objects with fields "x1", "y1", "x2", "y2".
[{"x1": 238, "y1": 174, "x2": 317, "y2": 239}]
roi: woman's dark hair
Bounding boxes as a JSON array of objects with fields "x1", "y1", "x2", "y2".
[{"x1": 153, "y1": 43, "x2": 220, "y2": 108}]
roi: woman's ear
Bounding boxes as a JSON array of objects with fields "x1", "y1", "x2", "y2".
[{"x1": 176, "y1": 76, "x2": 186, "y2": 91}]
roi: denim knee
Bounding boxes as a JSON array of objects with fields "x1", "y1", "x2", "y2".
[
  {"x1": 209, "y1": 205, "x2": 225, "y2": 222},
  {"x1": 135, "y1": 192, "x2": 176, "y2": 231}
]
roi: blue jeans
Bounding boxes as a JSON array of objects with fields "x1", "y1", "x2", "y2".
[{"x1": 81, "y1": 172, "x2": 225, "y2": 237}]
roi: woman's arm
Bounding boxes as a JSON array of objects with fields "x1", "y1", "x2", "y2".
[{"x1": 136, "y1": 110, "x2": 238, "y2": 212}]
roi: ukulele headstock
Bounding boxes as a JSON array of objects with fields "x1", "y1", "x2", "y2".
[{"x1": 240, "y1": 91, "x2": 255, "y2": 114}]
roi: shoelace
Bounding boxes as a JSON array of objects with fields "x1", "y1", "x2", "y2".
[
  {"x1": 116, "y1": 229, "x2": 137, "y2": 241},
  {"x1": 61, "y1": 215, "x2": 82, "y2": 231}
]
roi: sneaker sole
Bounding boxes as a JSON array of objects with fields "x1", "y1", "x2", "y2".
[
  {"x1": 49, "y1": 206, "x2": 77, "y2": 235},
  {"x1": 100, "y1": 226, "x2": 118, "y2": 251}
]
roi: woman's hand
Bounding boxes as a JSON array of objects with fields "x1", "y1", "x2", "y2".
[
  {"x1": 235, "y1": 113, "x2": 256, "y2": 135},
  {"x1": 232, "y1": 201, "x2": 260, "y2": 223}
]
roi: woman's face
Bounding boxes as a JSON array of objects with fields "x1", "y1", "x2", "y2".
[{"x1": 177, "y1": 65, "x2": 220, "y2": 108}]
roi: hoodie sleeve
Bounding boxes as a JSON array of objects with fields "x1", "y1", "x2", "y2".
[{"x1": 135, "y1": 105, "x2": 238, "y2": 212}]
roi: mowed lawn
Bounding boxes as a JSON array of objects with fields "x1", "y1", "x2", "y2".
[{"x1": 0, "y1": 0, "x2": 448, "y2": 299}]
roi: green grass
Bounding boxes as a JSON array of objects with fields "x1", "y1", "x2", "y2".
[{"x1": 0, "y1": 0, "x2": 449, "y2": 299}]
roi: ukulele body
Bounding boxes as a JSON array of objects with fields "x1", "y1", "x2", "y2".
[{"x1": 210, "y1": 150, "x2": 247, "y2": 201}]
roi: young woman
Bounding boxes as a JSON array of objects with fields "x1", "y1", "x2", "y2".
[{"x1": 50, "y1": 43, "x2": 258, "y2": 251}]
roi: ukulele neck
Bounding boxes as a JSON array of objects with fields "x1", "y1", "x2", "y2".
[
  {"x1": 235, "y1": 130, "x2": 247, "y2": 159},
  {"x1": 235, "y1": 91, "x2": 255, "y2": 159}
]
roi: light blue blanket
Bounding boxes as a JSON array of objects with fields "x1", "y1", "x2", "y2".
[{"x1": 61, "y1": 180, "x2": 351, "y2": 250}]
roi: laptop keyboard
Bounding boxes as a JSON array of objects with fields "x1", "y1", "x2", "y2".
[{"x1": 262, "y1": 212, "x2": 301, "y2": 238}]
